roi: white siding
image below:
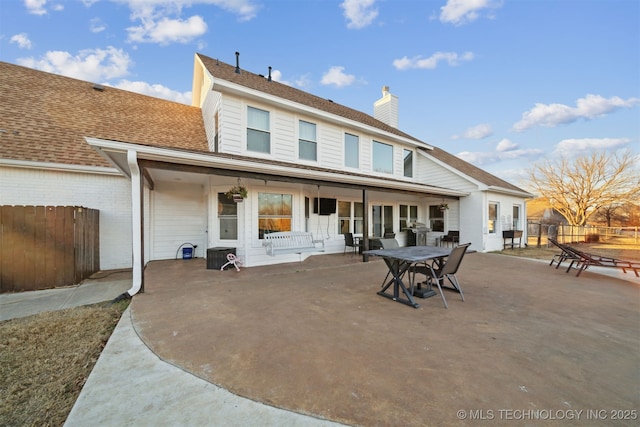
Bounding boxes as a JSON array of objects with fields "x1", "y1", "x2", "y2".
[
  {"x1": 0, "y1": 166, "x2": 132, "y2": 270},
  {"x1": 150, "y1": 181, "x2": 207, "y2": 260},
  {"x1": 201, "y1": 90, "x2": 220, "y2": 152},
  {"x1": 318, "y1": 125, "x2": 342, "y2": 168},
  {"x1": 219, "y1": 96, "x2": 242, "y2": 154},
  {"x1": 416, "y1": 154, "x2": 477, "y2": 192},
  {"x1": 272, "y1": 110, "x2": 295, "y2": 161}
]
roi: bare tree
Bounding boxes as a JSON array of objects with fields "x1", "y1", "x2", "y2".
[{"x1": 527, "y1": 150, "x2": 640, "y2": 226}]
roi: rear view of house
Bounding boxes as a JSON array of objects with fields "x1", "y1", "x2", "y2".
[{"x1": 0, "y1": 52, "x2": 532, "y2": 293}]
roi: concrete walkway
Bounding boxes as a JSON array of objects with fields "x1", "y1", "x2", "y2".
[{"x1": 64, "y1": 306, "x2": 345, "y2": 426}]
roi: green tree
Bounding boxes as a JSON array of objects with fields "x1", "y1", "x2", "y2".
[{"x1": 527, "y1": 150, "x2": 640, "y2": 226}]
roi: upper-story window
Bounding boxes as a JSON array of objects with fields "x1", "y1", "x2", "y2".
[
  {"x1": 403, "y1": 149, "x2": 413, "y2": 178},
  {"x1": 247, "y1": 106, "x2": 270, "y2": 153},
  {"x1": 299, "y1": 120, "x2": 317, "y2": 161},
  {"x1": 372, "y1": 140, "x2": 393, "y2": 174},
  {"x1": 344, "y1": 133, "x2": 359, "y2": 168}
]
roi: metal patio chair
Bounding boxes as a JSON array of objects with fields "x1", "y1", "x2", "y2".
[{"x1": 413, "y1": 243, "x2": 471, "y2": 308}]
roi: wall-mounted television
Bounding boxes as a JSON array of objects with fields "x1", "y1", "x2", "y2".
[{"x1": 313, "y1": 197, "x2": 337, "y2": 216}]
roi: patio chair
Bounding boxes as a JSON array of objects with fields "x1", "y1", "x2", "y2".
[
  {"x1": 412, "y1": 243, "x2": 471, "y2": 308},
  {"x1": 440, "y1": 230, "x2": 459, "y2": 247},
  {"x1": 548, "y1": 238, "x2": 581, "y2": 270},
  {"x1": 344, "y1": 232, "x2": 362, "y2": 256},
  {"x1": 379, "y1": 238, "x2": 399, "y2": 249},
  {"x1": 559, "y1": 243, "x2": 640, "y2": 277}
]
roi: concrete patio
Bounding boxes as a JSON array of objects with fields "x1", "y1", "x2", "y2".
[{"x1": 129, "y1": 252, "x2": 639, "y2": 426}]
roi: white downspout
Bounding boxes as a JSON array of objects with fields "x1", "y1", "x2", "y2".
[{"x1": 126, "y1": 149, "x2": 143, "y2": 297}]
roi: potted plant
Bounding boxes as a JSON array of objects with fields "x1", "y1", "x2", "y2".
[
  {"x1": 225, "y1": 184, "x2": 248, "y2": 203},
  {"x1": 439, "y1": 203, "x2": 449, "y2": 211}
]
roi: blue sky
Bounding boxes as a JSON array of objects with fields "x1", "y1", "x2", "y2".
[{"x1": 1, "y1": 0, "x2": 638, "y2": 188}]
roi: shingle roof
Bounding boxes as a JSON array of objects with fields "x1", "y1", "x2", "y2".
[
  {"x1": 0, "y1": 61, "x2": 208, "y2": 168},
  {"x1": 1, "y1": 58, "x2": 528, "y2": 195}
]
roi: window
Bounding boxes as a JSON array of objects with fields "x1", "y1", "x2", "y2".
[
  {"x1": 372, "y1": 204, "x2": 394, "y2": 237},
  {"x1": 218, "y1": 193, "x2": 237, "y2": 240},
  {"x1": 428, "y1": 205, "x2": 444, "y2": 232},
  {"x1": 399, "y1": 204, "x2": 418, "y2": 229},
  {"x1": 299, "y1": 120, "x2": 317, "y2": 161},
  {"x1": 247, "y1": 106, "x2": 270, "y2": 153},
  {"x1": 403, "y1": 149, "x2": 413, "y2": 178},
  {"x1": 372, "y1": 141, "x2": 393, "y2": 174},
  {"x1": 344, "y1": 133, "x2": 359, "y2": 168},
  {"x1": 258, "y1": 193, "x2": 292, "y2": 239},
  {"x1": 338, "y1": 201, "x2": 364, "y2": 234},
  {"x1": 488, "y1": 202, "x2": 498, "y2": 234},
  {"x1": 512, "y1": 205, "x2": 521, "y2": 230}
]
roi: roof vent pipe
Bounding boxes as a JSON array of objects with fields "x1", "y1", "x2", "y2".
[
  {"x1": 268, "y1": 66, "x2": 272, "y2": 81},
  {"x1": 235, "y1": 51, "x2": 241, "y2": 74}
]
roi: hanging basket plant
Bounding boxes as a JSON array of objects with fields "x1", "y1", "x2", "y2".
[
  {"x1": 439, "y1": 203, "x2": 449, "y2": 211},
  {"x1": 225, "y1": 184, "x2": 248, "y2": 203}
]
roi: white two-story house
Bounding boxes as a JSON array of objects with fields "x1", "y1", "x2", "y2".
[{"x1": 0, "y1": 52, "x2": 532, "y2": 293}]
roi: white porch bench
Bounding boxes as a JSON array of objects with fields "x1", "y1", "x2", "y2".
[{"x1": 263, "y1": 231, "x2": 325, "y2": 256}]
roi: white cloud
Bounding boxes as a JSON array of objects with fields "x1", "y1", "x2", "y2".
[
  {"x1": 553, "y1": 138, "x2": 632, "y2": 158},
  {"x1": 321, "y1": 66, "x2": 356, "y2": 87},
  {"x1": 16, "y1": 47, "x2": 132, "y2": 82},
  {"x1": 495, "y1": 138, "x2": 517, "y2": 152},
  {"x1": 25, "y1": 0, "x2": 47, "y2": 15},
  {"x1": 10, "y1": 33, "x2": 32, "y2": 49},
  {"x1": 122, "y1": 0, "x2": 258, "y2": 45},
  {"x1": 452, "y1": 123, "x2": 493, "y2": 139},
  {"x1": 440, "y1": 0, "x2": 502, "y2": 26},
  {"x1": 457, "y1": 139, "x2": 543, "y2": 165},
  {"x1": 512, "y1": 94, "x2": 640, "y2": 132},
  {"x1": 90, "y1": 17, "x2": 107, "y2": 33},
  {"x1": 111, "y1": 80, "x2": 192, "y2": 105},
  {"x1": 393, "y1": 51, "x2": 474, "y2": 70},
  {"x1": 340, "y1": 0, "x2": 378, "y2": 29},
  {"x1": 127, "y1": 15, "x2": 207, "y2": 44}
]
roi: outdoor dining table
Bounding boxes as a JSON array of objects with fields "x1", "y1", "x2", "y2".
[{"x1": 364, "y1": 245, "x2": 452, "y2": 308}]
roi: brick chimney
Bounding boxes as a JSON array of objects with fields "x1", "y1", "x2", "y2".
[{"x1": 374, "y1": 86, "x2": 398, "y2": 128}]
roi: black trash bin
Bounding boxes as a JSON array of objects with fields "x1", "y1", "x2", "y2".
[{"x1": 207, "y1": 247, "x2": 236, "y2": 270}]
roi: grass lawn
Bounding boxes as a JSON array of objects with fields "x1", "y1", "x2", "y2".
[{"x1": 0, "y1": 300, "x2": 129, "y2": 427}]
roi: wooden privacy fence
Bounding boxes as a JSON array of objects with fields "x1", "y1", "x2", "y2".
[{"x1": 0, "y1": 206, "x2": 99, "y2": 293}]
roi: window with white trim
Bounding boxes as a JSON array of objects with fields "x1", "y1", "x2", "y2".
[
  {"x1": 344, "y1": 133, "x2": 359, "y2": 168},
  {"x1": 299, "y1": 120, "x2": 317, "y2": 161},
  {"x1": 512, "y1": 205, "x2": 521, "y2": 230},
  {"x1": 399, "y1": 204, "x2": 418, "y2": 230},
  {"x1": 428, "y1": 205, "x2": 444, "y2": 232},
  {"x1": 403, "y1": 149, "x2": 413, "y2": 178},
  {"x1": 218, "y1": 193, "x2": 237, "y2": 240},
  {"x1": 488, "y1": 202, "x2": 498, "y2": 234},
  {"x1": 372, "y1": 140, "x2": 393, "y2": 174},
  {"x1": 338, "y1": 201, "x2": 364, "y2": 235},
  {"x1": 258, "y1": 193, "x2": 292, "y2": 239},
  {"x1": 247, "y1": 106, "x2": 270, "y2": 153}
]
